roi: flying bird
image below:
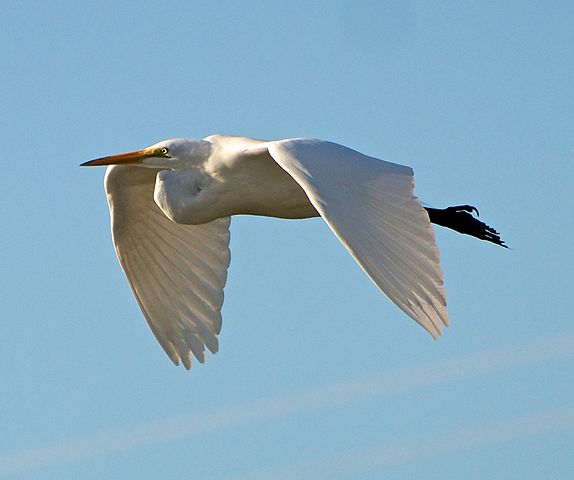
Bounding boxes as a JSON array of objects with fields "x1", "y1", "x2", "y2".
[{"x1": 82, "y1": 135, "x2": 506, "y2": 369}]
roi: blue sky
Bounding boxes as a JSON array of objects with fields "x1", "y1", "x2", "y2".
[{"x1": 1, "y1": 1, "x2": 573, "y2": 478}]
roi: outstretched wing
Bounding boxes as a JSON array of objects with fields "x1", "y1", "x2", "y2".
[
  {"x1": 104, "y1": 165, "x2": 231, "y2": 369},
  {"x1": 266, "y1": 139, "x2": 448, "y2": 337}
]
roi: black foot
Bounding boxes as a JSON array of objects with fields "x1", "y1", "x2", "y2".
[
  {"x1": 425, "y1": 205, "x2": 508, "y2": 248},
  {"x1": 445, "y1": 204, "x2": 479, "y2": 216}
]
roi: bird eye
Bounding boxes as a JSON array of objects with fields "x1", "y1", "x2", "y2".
[{"x1": 160, "y1": 147, "x2": 169, "y2": 155}]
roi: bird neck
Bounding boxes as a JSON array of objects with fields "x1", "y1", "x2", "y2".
[{"x1": 171, "y1": 139, "x2": 212, "y2": 169}]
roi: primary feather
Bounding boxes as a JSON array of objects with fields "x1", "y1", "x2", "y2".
[{"x1": 105, "y1": 165, "x2": 230, "y2": 369}]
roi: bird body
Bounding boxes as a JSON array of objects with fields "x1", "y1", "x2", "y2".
[
  {"x1": 83, "y1": 135, "x2": 505, "y2": 369},
  {"x1": 152, "y1": 136, "x2": 320, "y2": 224}
]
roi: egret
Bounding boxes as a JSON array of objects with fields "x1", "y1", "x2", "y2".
[{"x1": 82, "y1": 135, "x2": 506, "y2": 369}]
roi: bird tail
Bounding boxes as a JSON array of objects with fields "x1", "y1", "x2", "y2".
[{"x1": 424, "y1": 205, "x2": 507, "y2": 248}]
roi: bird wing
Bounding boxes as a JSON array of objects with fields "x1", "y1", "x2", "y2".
[
  {"x1": 104, "y1": 165, "x2": 231, "y2": 369},
  {"x1": 266, "y1": 139, "x2": 448, "y2": 337}
]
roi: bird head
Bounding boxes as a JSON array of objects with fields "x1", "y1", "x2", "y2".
[{"x1": 81, "y1": 138, "x2": 212, "y2": 169}]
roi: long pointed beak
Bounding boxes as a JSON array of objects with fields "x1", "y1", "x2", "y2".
[{"x1": 81, "y1": 149, "x2": 155, "y2": 167}]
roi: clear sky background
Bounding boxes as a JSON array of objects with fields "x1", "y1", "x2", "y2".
[{"x1": 1, "y1": 1, "x2": 573, "y2": 478}]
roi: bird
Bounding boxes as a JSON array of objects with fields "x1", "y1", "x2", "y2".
[{"x1": 82, "y1": 135, "x2": 506, "y2": 369}]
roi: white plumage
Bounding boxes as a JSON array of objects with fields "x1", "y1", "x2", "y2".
[{"x1": 84, "y1": 135, "x2": 448, "y2": 369}]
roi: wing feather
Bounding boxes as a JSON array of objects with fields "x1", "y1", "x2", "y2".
[
  {"x1": 104, "y1": 165, "x2": 230, "y2": 368},
  {"x1": 267, "y1": 139, "x2": 448, "y2": 337}
]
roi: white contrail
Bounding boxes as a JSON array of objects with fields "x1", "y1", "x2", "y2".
[
  {"x1": 1, "y1": 332, "x2": 573, "y2": 477},
  {"x1": 231, "y1": 405, "x2": 574, "y2": 480}
]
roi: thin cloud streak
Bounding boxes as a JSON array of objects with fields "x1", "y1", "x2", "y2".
[
  {"x1": 235, "y1": 405, "x2": 574, "y2": 480},
  {"x1": 1, "y1": 332, "x2": 574, "y2": 477}
]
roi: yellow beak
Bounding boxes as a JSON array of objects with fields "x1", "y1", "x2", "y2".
[{"x1": 81, "y1": 149, "x2": 157, "y2": 167}]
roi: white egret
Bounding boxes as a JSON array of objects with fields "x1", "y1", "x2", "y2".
[{"x1": 82, "y1": 135, "x2": 505, "y2": 369}]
